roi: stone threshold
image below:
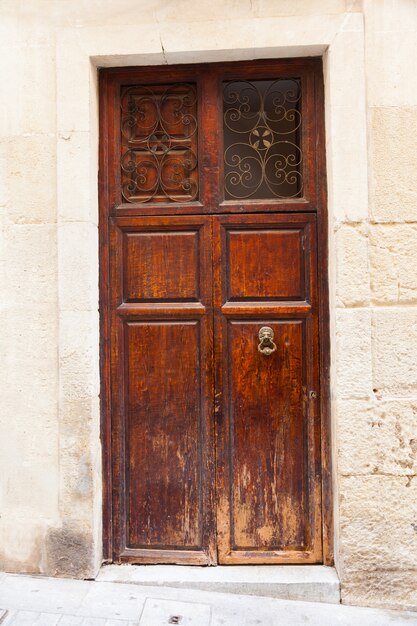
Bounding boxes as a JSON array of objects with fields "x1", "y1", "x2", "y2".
[{"x1": 97, "y1": 564, "x2": 341, "y2": 604}]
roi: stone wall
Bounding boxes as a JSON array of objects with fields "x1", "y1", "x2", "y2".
[
  {"x1": 335, "y1": 0, "x2": 417, "y2": 610},
  {"x1": 0, "y1": 0, "x2": 416, "y2": 612}
]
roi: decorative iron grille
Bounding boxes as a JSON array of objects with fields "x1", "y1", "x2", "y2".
[
  {"x1": 121, "y1": 83, "x2": 198, "y2": 203},
  {"x1": 223, "y1": 79, "x2": 303, "y2": 200}
]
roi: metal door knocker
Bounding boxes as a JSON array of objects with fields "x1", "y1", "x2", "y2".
[{"x1": 258, "y1": 326, "x2": 277, "y2": 356}]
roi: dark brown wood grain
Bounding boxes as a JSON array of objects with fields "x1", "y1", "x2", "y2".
[
  {"x1": 99, "y1": 71, "x2": 113, "y2": 562},
  {"x1": 99, "y1": 58, "x2": 332, "y2": 565},
  {"x1": 213, "y1": 214, "x2": 322, "y2": 564},
  {"x1": 123, "y1": 230, "x2": 200, "y2": 302},
  {"x1": 125, "y1": 320, "x2": 202, "y2": 548},
  {"x1": 109, "y1": 216, "x2": 215, "y2": 564},
  {"x1": 313, "y1": 62, "x2": 333, "y2": 566},
  {"x1": 226, "y1": 229, "x2": 305, "y2": 302}
]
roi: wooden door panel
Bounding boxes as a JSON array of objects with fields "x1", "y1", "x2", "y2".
[
  {"x1": 226, "y1": 228, "x2": 307, "y2": 303},
  {"x1": 228, "y1": 319, "x2": 307, "y2": 551},
  {"x1": 214, "y1": 214, "x2": 322, "y2": 564},
  {"x1": 110, "y1": 216, "x2": 216, "y2": 564},
  {"x1": 123, "y1": 231, "x2": 200, "y2": 302},
  {"x1": 125, "y1": 320, "x2": 202, "y2": 550}
]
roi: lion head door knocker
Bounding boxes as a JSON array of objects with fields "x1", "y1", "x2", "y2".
[{"x1": 257, "y1": 326, "x2": 277, "y2": 356}]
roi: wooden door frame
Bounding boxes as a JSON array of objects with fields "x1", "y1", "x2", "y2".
[{"x1": 98, "y1": 58, "x2": 333, "y2": 566}]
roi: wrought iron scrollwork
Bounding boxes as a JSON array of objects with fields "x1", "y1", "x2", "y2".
[
  {"x1": 223, "y1": 79, "x2": 303, "y2": 200},
  {"x1": 120, "y1": 83, "x2": 198, "y2": 203}
]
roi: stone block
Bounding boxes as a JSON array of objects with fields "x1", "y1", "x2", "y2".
[
  {"x1": 342, "y1": 569, "x2": 417, "y2": 611},
  {"x1": 0, "y1": 520, "x2": 45, "y2": 574},
  {"x1": 335, "y1": 224, "x2": 370, "y2": 306},
  {"x1": 159, "y1": 14, "x2": 342, "y2": 61},
  {"x1": 323, "y1": 17, "x2": 368, "y2": 225},
  {"x1": 366, "y1": 30, "x2": 417, "y2": 108},
  {"x1": 0, "y1": 455, "x2": 59, "y2": 519},
  {"x1": 369, "y1": 107, "x2": 417, "y2": 222},
  {"x1": 81, "y1": 23, "x2": 164, "y2": 57},
  {"x1": 58, "y1": 396, "x2": 100, "y2": 521},
  {"x1": 59, "y1": 310, "x2": 100, "y2": 403},
  {"x1": 326, "y1": 29, "x2": 365, "y2": 110},
  {"x1": 370, "y1": 224, "x2": 417, "y2": 304},
  {"x1": 0, "y1": 8, "x2": 53, "y2": 46},
  {"x1": 57, "y1": 132, "x2": 97, "y2": 223},
  {"x1": 0, "y1": 306, "x2": 58, "y2": 421},
  {"x1": 339, "y1": 475, "x2": 417, "y2": 575},
  {"x1": 2, "y1": 223, "x2": 57, "y2": 307},
  {"x1": 336, "y1": 309, "x2": 373, "y2": 399},
  {"x1": 337, "y1": 398, "x2": 417, "y2": 476},
  {"x1": 363, "y1": 0, "x2": 417, "y2": 34},
  {"x1": 59, "y1": 397, "x2": 99, "y2": 449},
  {"x1": 160, "y1": 19, "x2": 255, "y2": 59},
  {"x1": 0, "y1": 303, "x2": 59, "y2": 529},
  {"x1": 43, "y1": 521, "x2": 99, "y2": 578},
  {"x1": 253, "y1": 0, "x2": 348, "y2": 17},
  {"x1": 58, "y1": 222, "x2": 98, "y2": 311},
  {"x1": 372, "y1": 308, "x2": 417, "y2": 396},
  {"x1": 0, "y1": 44, "x2": 56, "y2": 135},
  {"x1": 56, "y1": 32, "x2": 91, "y2": 133},
  {"x1": 0, "y1": 399, "x2": 58, "y2": 466},
  {"x1": 325, "y1": 104, "x2": 368, "y2": 223},
  {"x1": 0, "y1": 136, "x2": 57, "y2": 223}
]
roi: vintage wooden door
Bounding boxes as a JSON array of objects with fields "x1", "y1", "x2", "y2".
[{"x1": 100, "y1": 60, "x2": 331, "y2": 566}]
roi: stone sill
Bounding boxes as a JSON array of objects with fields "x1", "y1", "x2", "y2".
[{"x1": 97, "y1": 564, "x2": 340, "y2": 604}]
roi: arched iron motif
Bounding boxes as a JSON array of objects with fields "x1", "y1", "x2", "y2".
[
  {"x1": 120, "y1": 83, "x2": 198, "y2": 203},
  {"x1": 223, "y1": 79, "x2": 303, "y2": 200}
]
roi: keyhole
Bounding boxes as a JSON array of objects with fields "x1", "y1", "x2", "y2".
[{"x1": 168, "y1": 617, "x2": 182, "y2": 624}]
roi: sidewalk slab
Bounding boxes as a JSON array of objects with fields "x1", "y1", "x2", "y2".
[
  {"x1": 0, "y1": 573, "x2": 416, "y2": 626},
  {"x1": 139, "y1": 598, "x2": 211, "y2": 626},
  {"x1": 6, "y1": 613, "x2": 60, "y2": 625},
  {"x1": 0, "y1": 575, "x2": 90, "y2": 614}
]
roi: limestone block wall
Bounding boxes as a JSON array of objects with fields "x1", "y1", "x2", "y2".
[
  {"x1": 0, "y1": 2, "x2": 102, "y2": 578},
  {"x1": 335, "y1": 0, "x2": 417, "y2": 610},
  {"x1": 0, "y1": 9, "x2": 60, "y2": 572},
  {"x1": 0, "y1": 0, "x2": 416, "y2": 612}
]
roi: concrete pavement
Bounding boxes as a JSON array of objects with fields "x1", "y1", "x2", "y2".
[{"x1": 0, "y1": 571, "x2": 416, "y2": 625}]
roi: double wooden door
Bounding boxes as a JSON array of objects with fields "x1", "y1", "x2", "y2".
[
  {"x1": 108, "y1": 212, "x2": 321, "y2": 564},
  {"x1": 100, "y1": 60, "x2": 329, "y2": 565}
]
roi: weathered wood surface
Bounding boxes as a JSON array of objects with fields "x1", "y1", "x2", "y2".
[{"x1": 99, "y1": 59, "x2": 331, "y2": 565}]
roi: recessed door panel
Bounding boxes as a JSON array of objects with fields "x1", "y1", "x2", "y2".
[
  {"x1": 123, "y1": 231, "x2": 200, "y2": 302},
  {"x1": 227, "y1": 319, "x2": 307, "y2": 551},
  {"x1": 226, "y1": 228, "x2": 306, "y2": 302},
  {"x1": 125, "y1": 320, "x2": 202, "y2": 550}
]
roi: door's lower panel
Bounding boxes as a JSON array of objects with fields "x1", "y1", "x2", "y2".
[
  {"x1": 117, "y1": 321, "x2": 214, "y2": 566},
  {"x1": 124, "y1": 320, "x2": 203, "y2": 551},
  {"x1": 228, "y1": 319, "x2": 309, "y2": 553}
]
